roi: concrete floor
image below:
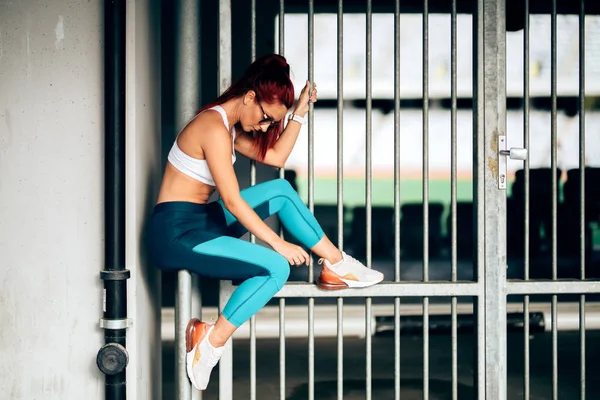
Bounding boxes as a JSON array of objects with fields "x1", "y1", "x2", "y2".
[{"x1": 162, "y1": 330, "x2": 600, "y2": 400}]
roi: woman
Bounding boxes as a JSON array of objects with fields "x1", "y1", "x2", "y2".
[{"x1": 148, "y1": 54, "x2": 384, "y2": 391}]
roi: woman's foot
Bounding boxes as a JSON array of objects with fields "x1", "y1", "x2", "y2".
[
  {"x1": 185, "y1": 318, "x2": 225, "y2": 391},
  {"x1": 316, "y1": 251, "x2": 384, "y2": 290}
]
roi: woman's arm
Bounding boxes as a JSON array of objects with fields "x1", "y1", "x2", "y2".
[
  {"x1": 233, "y1": 119, "x2": 302, "y2": 168},
  {"x1": 234, "y1": 80, "x2": 317, "y2": 168},
  {"x1": 204, "y1": 126, "x2": 282, "y2": 246},
  {"x1": 203, "y1": 124, "x2": 310, "y2": 264}
]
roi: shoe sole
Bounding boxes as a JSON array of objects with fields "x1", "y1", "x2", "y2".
[
  {"x1": 317, "y1": 275, "x2": 384, "y2": 290},
  {"x1": 316, "y1": 277, "x2": 348, "y2": 290},
  {"x1": 185, "y1": 318, "x2": 204, "y2": 391}
]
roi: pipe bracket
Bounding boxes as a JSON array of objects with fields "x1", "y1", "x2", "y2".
[
  {"x1": 100, "y1": 269, "x2": 131, "y2": 281},
  {"x1": 100, "y1": 318, "x2": 132, "y2": 330}
]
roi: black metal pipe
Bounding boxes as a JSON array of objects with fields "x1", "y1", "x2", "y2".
[{"x1": 98, "y1": 1, "x2": 129, "y2": 399}]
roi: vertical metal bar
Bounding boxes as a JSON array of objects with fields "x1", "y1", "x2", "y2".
[
  {"x1": 550, "y1": 0, "x2": 558, "y2": 283},
  {"x1": 279, "y1": 0, "x2": 285, "y2": 56},
  {"x1": 308, "y1": 298, "x2": 315, "y2": 400},
  {"x1": 218, "y1": 1, "x2": 233, "y2": 399},
  {"x1": 249, "y1": 2, "x2": 257, "y2": 399},
  {"x1": 279, "y1": 298, "x2": 286, "y2": 400},
  {"x1": 336, "y1": 1, "x2": 344, "y2": 399},
  {"x1": 482, "y1": 0, "x2": 507, "y2": 398},
  {"x1": 336, "y1": 2, "x2": 344, "y2": 254},
  {"x1": 251, "y1": 0, "x2": 256, "y2": 59},
  {"x1": 365, "y1": 2, "x2": 373, "y2": 400},
  {"x1": 578, "y1": 1, "x2": 586, "y2": 398},
  {"x1": 579, "y1": 294, "x2": 586, "y2": 400},
  {"x1": 393, "y1": 0, "x2": 401, "y2": 398},
  {"x1": 550, "y1": 1, "x2": 558, "y2": 398},
  {"x1": 218, "y1": 0, "x2": 232, "y2": 97},
  {"x1": 278, "y1": 13, "x2": 287, "y2": 392},
  {"x1": 422, "y1": 0, "x2": 429, "y2": 285},
  {"x1": 307, "y1": 0, "x2": 315, "y2": 219},
  {"x1": 422, "y1": 2, "x2": 430, "y2": 398},
  {"x1": 450, "y1": 2, "x2": 458, "y2": 286},
  {"x1": 278, "y1": 0, "x2": 285, "y2": 180},
  {"x1": 279, "y1": 0, "x2": 286, "y2": 400},
  {"x1": 336, "y1": 297, "x2": 344, "y2": 400},
  {"x1": 190, "y1": 285, "x2": 201, "y2": 400},
  {"x1": 249, "y1": 2, "x2": 257, "y2": 191},
  {"x1": 176, "y1": 273, "x2": 192, "y2": 400},
  {"x1": 219, "y1": 281, "x2": 234, "y2": 400},
  {"x1": 366, "y1": 299, "x2": 373, "y2": 400},
  {"x1": 472, "y1": 0, "x2": 486, "y2": 396},
  {"x1": 450, "y1": 1, "x2": 458, "y2": 398},
  {"x1": 174, "y1": 1, "x2": 200, "y2": 398},
  {"x1": 394, "y1": 296, "x2": 401, "y2": 400},
  {"x1": 422, "y1": 297, "x2": 429, "y2": 400},
  {"x1": 365, "y1": 0, "x2": 373, "y2": 270},
  {"x1": 523, "y1": 1, "x2": 531, "y2": 399},
  {"x1": 250, "y1": 315, "x2": 256, "y2": 400},
  {"x1": 307, "y1": 3, "x2": 315, "y2": 399}
]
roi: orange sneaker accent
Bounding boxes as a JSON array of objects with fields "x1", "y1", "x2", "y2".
[
  {"x1": 341, "y1": 273, "x2": 358, "y2": 281},
  {"x1": 193, "y1": 345, "x2": 202, "y2": 366},
  {"x1": 185, "y1": 318, "x2": 201, "y2": 352},
  {"x1": 320, "y1": 266, "x2": 345, "y2": 283},
  {"x1": 186, "y1": 318, "x2": 212, "y2": 349},
  {"x1": 316, "y1": 266, "x2": 349, "y2": 290}
]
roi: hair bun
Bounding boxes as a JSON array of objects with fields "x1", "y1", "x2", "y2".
[{"x1": 259, "y1": 54, "x2": 290, "y2": 76}]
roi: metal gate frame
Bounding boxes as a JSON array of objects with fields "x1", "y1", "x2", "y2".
[{"x1": 172, "y1": 0, "x2": 600, "y2": 399}]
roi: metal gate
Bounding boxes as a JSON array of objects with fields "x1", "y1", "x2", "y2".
[{"x1": 172, "y1": 0, "x2": 600, "y2": 399}]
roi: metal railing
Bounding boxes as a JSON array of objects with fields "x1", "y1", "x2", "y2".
[{"x1": 171, "y1": 0, "x2": 599, "y2": 399}]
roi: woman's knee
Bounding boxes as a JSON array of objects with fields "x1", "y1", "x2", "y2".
[
  {"x1": 267, "y1": 178, "x2": 295, "y2": 195},
  {"x1": 267, "y1": 255, "x2": 290, "y2": 289}
]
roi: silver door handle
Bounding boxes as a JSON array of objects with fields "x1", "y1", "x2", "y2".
[
  {"x1": 498, "y1": 136, "x2": 527, "y2": 190},
  {"x1": 499, "y1": 148, "x2": 527, "y2": 160}
]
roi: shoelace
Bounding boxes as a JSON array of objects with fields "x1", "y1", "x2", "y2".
[
  {"x1": 342, "y1": 252, "x2": 362, "y2": 265},
  {"x1": 319, "y1": 253, "x2": 361, "y2": 268}
]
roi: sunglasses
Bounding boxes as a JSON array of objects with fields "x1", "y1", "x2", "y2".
[{"x1": 258, "y1": 102, "x2": 281, "y2": 127}]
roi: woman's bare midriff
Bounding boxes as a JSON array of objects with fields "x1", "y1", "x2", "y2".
[{"x1": 156, "y1": 162, "x2": 216, "y2": 205}]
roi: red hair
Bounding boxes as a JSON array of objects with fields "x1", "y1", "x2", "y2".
[{"x1": 199, "y1": 54, "x2": 295, "y2": 161}]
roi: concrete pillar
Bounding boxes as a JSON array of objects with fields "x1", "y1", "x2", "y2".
[{"x1": 125, "y1": 0, "x2": 163, "y2": 398}]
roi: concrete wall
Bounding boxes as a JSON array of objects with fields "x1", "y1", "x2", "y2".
[
  {"x1": 0, "y1": 1, "x2": 105, "y2": 398},
  {"x1": 0, "y1": 0, "x2": 162, "y2": 398}
]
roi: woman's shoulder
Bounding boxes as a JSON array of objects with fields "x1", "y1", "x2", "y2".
[
  {"x1": 176, "y1": 110, "x2": 232, "y2": 158},
  {"x1": 183, "y1": 109, "x2": 229, "y2": 138}
]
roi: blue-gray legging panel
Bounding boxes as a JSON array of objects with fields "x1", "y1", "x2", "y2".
[{"x1": 148, "y1": 178, "x2": 325, "y2": 327}]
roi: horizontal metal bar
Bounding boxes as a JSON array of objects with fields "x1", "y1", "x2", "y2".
[
  {"x1": 162, "y1": 302, "x2": 600, "y2": 341},
  {"x1": 274, "y1": 282, "x2": 481, "y2": 298},
  {"x1": 507, "y1": 281, "x2": 600, "y2": 295}
]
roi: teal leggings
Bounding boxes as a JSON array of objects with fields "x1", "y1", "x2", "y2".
[{"x1": 148, "y1": 179, "x2": 324, "y2": 327}]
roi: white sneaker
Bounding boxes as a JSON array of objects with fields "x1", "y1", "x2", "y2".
[
  {"x1": 317, "y1": 251, "x2": 384, "y2": 290},
  {"x1": 185, "y1": 319, "x2": 224, "y2": 391}
]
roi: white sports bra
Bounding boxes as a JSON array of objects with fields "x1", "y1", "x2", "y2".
[{"x1": 167, "y1": 105, "x2": 236, "y2": 186}]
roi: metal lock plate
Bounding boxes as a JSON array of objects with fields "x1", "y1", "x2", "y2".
[{"x1": 498, "y1": 136, "x2": 507, "y2": 190}]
